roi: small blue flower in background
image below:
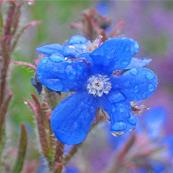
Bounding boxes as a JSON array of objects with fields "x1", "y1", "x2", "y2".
[
  {"x1": 63, "y1": 166, "x2": 79, "y2": 173},
  {"x1": 142, "y1": 107, "x2": 166, "y2": 139},
  {"x1": 36, "y1": 35, "x2": 158, "y2": 144},
  {"x1": 96, "y1": 0, "x2": 110, "y2": 17}
]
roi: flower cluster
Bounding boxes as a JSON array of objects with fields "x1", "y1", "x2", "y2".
[{"x1": 36, "y1": 35, "x2": 158, "y2": 145}]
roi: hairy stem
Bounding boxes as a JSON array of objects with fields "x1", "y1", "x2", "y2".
[{"x1": 54, "y1": 141, "x2": 64, "y2": 173}]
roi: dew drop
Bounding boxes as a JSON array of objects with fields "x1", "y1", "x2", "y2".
[
  {"x1": 108, "y1": 92, "x2": 125, "y2": 103},
  {"x1": 148, "y1": 84, "x2": 154, "y2": 92},
  {"x1": 128, "y1": 116, "x2": 137, "y2": 125},
  {"x1": 119, "y1": 104, "x2": 125, "y2": 113},
  {"x1": 130, "y1": 68, "x2": 137, "y2": 75},
  {"x1": 134, "y1": 86, "x2": 138, "y2": 93},
  {"x1": 65, "y1": 65, "x2": 76, "y2": 79},
  {"x1": 50, "y1": 55, "x2": 64, "y2": 62},
  {"x1": 122, "y1": 61, "x2": 128, "y2": 66},
  {"x1": 111, "y1": 107, "x2": 116, "y2": 113},
  {"x1": 119, "y1": 108, "x2": 124, "y2": 113},
  {"x1": 112, "y1": 122, "x2": 127, "y2": 131},
  {"x1": 146, "y1": 73, "x2": 154, "y2": 80}
]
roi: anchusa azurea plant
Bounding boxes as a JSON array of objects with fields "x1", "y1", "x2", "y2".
[
  {"x1": 3, "y1": 1, "x2": 173, "y2": 173},
  {"x1": 36, "y1": 35, "x2": 158, "y2": 145}
]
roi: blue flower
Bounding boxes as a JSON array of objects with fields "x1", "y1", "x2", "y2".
[
  {"x1": 63, "y1": 166, "x2": 79, "y2": 173},
  {"x1": 36, "y1": 36, "x2": 158, "y2": 144},
  {"x1": 96, "y1": 0, "x2": 110, "y2": 17},
  {"x1": 142, "y1": 107, "x2": 166, "y2": 139}
]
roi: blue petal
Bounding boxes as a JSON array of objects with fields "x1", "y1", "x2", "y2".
[
  {"x1": 126, "y1": 57, "x2": 152, "y2": 69},
  {"x1": 66, "y1": 35, "x2": 89, "y2": 45},
  {"x1": 102, "y1": 98, "x2": 136, "y2": 135},
  {"x1": 113, "y1": 67, "x2": 158, "y2": 101},
  {"x1": 36, "y1": 35, "x2": 90, "y2": 58},
  {"x1": 63, "y1": 36, "x2": 90, "y2": 57},
  {"x1": 50, "y1": 93, "x2": 97, "y2": 144},
  {"x1": 106, "y1": 91, "x2": 126, "y2": 103},
  {"x1": 90, "y1": 37, "x2": 139, "y2": 73},
  {"x1": 36, "y1": 44, "x2": 63, "y2": 56},
  {"x1": 63, "y1": 44, "x2": 88, "y2": 58},
  {"x1": 36, "y1": 54, "x2": 89, "y2": 92}
]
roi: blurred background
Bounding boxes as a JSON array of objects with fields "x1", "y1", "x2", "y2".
[{"x1": 4, "y1": 0, "x2": 173, "y2": 172}]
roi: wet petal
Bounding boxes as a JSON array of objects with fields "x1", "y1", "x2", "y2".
[
  {"x1": 50, "y1": 92, "x2": 97, "y2": 144},
  {"x1": 112, "y1": 68, "x2": 158, "y2": 101},
  {"x1": 102, "y1": 99, "x2": 136, "y2": 135},
  {"x1": 36, "y1": 44, "x2": 63, "y2": 56},
  {"x1": 66, "y1": 35, "x2": 89, "y2": 45},
  {"x1": 63, "y1": 35, "x2": 90, "y2": 57},
  {"x1": 36, "y1": 35, "x2": 90, "y2": 58},
  {"x1": 126, "y1": 57, "x2": 151, "y2": 69},
  {"x1": 90, "y1": 37, "x2": 139, "y2": 73},
  {"x1": 106, "y1": 91, "x2": 126, "y2": 103},
  {"x1": 36, "y1": 54, "x2": 89, "y2": 92}
]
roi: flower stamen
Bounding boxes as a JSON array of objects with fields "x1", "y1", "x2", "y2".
[{"x1": 87, "y1": 74, "x2": 112, "y2": 97}]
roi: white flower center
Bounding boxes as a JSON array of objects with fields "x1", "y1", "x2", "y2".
[{"x1": 87, "y1": 74, "x2": 112, "y2": 97}]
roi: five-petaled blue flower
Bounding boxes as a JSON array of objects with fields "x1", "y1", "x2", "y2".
[{"x1": 36, "y1": 35, "x2": 158, "y2": 145}]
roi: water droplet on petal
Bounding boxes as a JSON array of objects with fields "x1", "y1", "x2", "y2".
[
  {"x1": 134, "y1": 86, "x2": 138, "y2": 93},
  {"x1": 148, "y1": 84, "x2": 154, "y2": 92},
  {"x1": 146, "y1": 73, "x2": 154, "y2": 80},
  {"x1": 128, "y1": 116, "x2": 137, "y2": 125},
  {"x1": 108, "y1": 92, "x2": 125, "y2": 103},
  {"x1": 122, "y1": 61, "x2": 128, "y2": 66},
  {"x1": 130, "y1": 68, "x2": 137, "y2": 75},
  {"x1": 119, "y1": 108, "x2": 124, "y2": 113},
  {"x1": 112, "y1": 122, "x2": 127, "y2": 131},
  {"x1": 112, "y1": 107, "x2": 116, "y2": 113},
  {"x1": 119, "y1": 104, "x2": 125, "y2": 113},
  {"x1": 50, "y1": 55, "x2": 64, "y2": 62},
  {"x1": 66, "y1": 65, "x2": 76, "y2": 79}
]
